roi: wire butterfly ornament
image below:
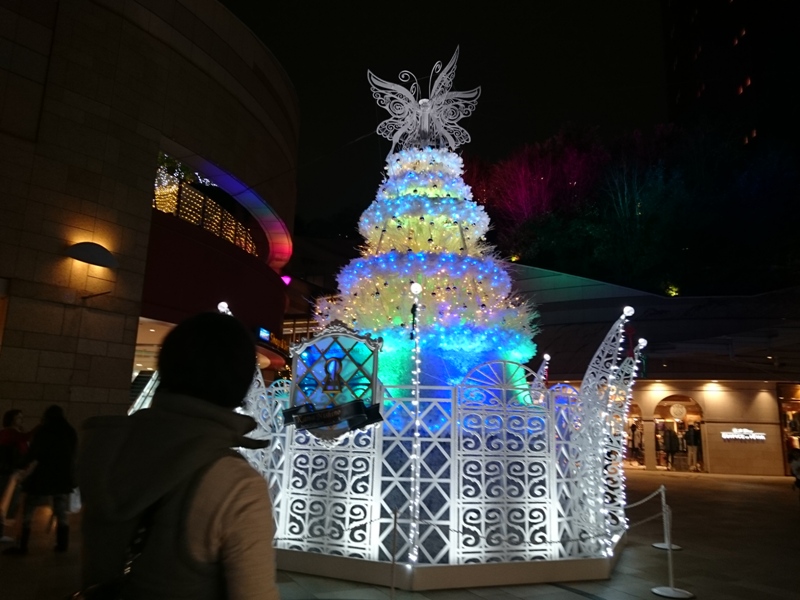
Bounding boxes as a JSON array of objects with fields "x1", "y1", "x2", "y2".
[{"x1": 368, "y1": 47, "x2": 481, "y2": 156}]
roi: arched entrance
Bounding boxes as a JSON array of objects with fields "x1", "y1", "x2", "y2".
[{"x1": 653, "y1": 395, "x2": 704, "y2": 472}]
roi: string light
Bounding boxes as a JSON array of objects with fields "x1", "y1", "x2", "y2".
[
  {"x1": 408, "y1": 282, "x2": 422, "y2": 562},
  {"x1": 263, "y1": 50, "x2": 650, "y2": 570},
  {"x1": 316, "y1": 145, "x2": 538, "y2": 386}
]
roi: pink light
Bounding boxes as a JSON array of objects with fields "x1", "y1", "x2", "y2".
[{"x1": 281, "y1": 275, "x2": 292, "y2": 285}]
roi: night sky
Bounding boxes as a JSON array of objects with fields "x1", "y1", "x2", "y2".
[{"x1": 221, "y1": 1, "x2": 667, "y2": 221}]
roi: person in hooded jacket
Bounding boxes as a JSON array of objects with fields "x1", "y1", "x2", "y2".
[
  {"x1": 3, "y1": 404, "x2": 77, "y2": 554},
  {"x1": 78, "y1": 312, "x2": 279, "y2": 600}
]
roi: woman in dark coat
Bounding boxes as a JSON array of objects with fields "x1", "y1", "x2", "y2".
[{"x1": 4, "y1": 405, "x2": 77, "y2": 555}]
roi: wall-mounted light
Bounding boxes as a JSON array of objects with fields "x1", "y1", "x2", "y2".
[{"x1": 66, "y1": 242, "x2": 118, "y2": 268}]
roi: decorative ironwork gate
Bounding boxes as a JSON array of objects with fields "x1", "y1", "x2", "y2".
[
  {"x1": 244, "y1": 309, "x2": 643, "y2": 567},
  {"x1": 255, "y1": 363, "x2": 605, "y2": 563},
  {"x1": 455, "y1": 361, "x2": 556, "y2": 561}
]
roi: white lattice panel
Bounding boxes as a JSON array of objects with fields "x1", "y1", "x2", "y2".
[
  {"x1": 251, "y1": 309, "x2": 643, "y2": 567},
  {"x1": 457, "y1": 362, "x2": 556, "y2": 562},
  {"x1": 278, "y1": 429, "x2": 379, "y2": 558}
]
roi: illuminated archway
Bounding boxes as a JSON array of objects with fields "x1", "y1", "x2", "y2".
[{"x1": 653, "y1": 395, "x2": 704, "y2": 471}]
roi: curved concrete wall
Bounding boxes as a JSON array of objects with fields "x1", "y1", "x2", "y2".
[{"x1": 0, "y1": 0, "x2": 299, "y2": 423}]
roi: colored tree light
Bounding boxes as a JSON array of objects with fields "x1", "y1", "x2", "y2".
[
  {"x1": 318, "y1": 149, "x2": 537, "y2": 385},
  {"x1": 236, "y1": 50, "x2": 647, "y2": 586}
]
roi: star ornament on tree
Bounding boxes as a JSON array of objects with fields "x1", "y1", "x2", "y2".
[{"x1": 368, "y1": 47, "x2": 481, "y2": 156}]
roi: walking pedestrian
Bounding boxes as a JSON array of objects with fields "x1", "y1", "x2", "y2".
[
  {"x1": 3, "y1": 405, "x2": 77, "y2": 555},
  {"x1": 1, "y1": 409, "x2": 33, "y2": 543}
]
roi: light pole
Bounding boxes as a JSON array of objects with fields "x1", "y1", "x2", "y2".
[{"x1": 408, "y1": 281, "x2": 422, "y2": 563}]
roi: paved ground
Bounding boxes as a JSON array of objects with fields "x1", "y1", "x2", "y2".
[{"x1": 1, "y1": 469, "x2": 797, "y2": 599}]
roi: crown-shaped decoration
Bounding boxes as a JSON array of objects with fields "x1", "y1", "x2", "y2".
[{"x1": 368, "y1": 47, "x2": 481, "y2": 156}]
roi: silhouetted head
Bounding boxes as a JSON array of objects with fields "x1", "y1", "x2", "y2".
[
  {"x1": 42, "y1": 405, "x2": 66, "y2": 424},
  {"x1": 2, "y1": 409, "x2": 22, "y2": 428},
  {"x1": 158, "y1": 312, "x2": 256, "y2": 408}
]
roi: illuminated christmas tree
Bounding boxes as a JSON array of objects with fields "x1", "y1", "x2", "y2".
[{"x1": 317, "y1": 48, "x2": 537, "y2": 385}]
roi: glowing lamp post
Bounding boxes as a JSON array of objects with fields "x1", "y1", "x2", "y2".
[{"x1": 408, "y1": 280, "x2": 423, "y2": 562}]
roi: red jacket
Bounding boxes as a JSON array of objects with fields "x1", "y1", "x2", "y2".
[{"x1": 0, "y1": 427, "x2": 32, "y2": 472}]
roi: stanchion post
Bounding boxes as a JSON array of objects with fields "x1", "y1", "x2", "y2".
[
  {"x1": 665, "y1": 506, "x2": 675, "y2": 589},
  {"x1": 651, "y1": 504, "x2": 694, "y2": 598},
  {"x1": 652, "y1": 485, "x2": 681, "y2": 551}
]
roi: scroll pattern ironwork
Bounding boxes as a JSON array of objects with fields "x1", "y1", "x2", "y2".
[
  {"x1": 250, "y1": 309, "x2": 643, "y2": 566},
  {"x1": 458, "y1": 361, "x2": 555, "y2": 562},
  {"x1": 240, "y1": 377, "x2": 289, "y2": 531},
  {"x1": 280, "y1": 429, "x2": 378, "y2": 557}
]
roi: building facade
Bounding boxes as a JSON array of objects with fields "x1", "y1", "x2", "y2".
[
  {"x1": 0, "y1": 0, "x2": 298, "y2": 425},
  {"x1": 514, "y1": 265, "x2": 800, "y2": 477}
]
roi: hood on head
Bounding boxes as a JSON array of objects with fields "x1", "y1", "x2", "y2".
[{"x1": 78, "y1": 393, "x2": 268, "y2": 521}]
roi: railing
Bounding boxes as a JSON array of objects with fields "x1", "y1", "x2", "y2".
[
  {"x1": 128, "y1": 371, "x2": 160, "y2": 415},
  {"x1": 153, "y1": 182, "x2": 259, "y2": 257}
]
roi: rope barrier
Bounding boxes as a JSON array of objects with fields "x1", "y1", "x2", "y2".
[{"x1": 623, "y1": 484, "x2": 664, "y2": 509}]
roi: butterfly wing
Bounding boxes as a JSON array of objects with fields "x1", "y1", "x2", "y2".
[
  {"x1": 430, "y1": 87, "x2": 481, "y2": 150},
  {"x1": 368, "y1": 70, "x2": 420, "y2": 153},
  {"x1": 425, "y1": 47, "x2": 481, "y2": 150},
  {"x1": 429, "y1": 46, "x2": 460, "y2": 100}
]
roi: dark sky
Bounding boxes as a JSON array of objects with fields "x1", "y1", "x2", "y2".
[{"x1": 221, "y1": 2, "x2": 667, "y2": 220}]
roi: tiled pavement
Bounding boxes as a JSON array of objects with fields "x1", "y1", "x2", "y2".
[{"x1": 1, "y1": 469, "x2": 797, "y2": 599}]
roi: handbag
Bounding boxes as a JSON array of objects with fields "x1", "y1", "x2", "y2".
[
  {"x1": 68, "y1": 488, "x2": 82, "y2": 514},
  {"x1": 68, "y1": 501, "x2": 159, "y2": 600}
]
